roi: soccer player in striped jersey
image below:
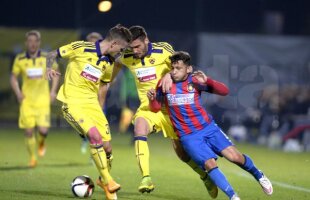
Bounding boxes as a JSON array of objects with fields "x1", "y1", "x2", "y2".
[
  {"x1": 10, "y1": 30, "x2": 60, "y2": 167},
  {"x1": 148, "y1": 51, "x2": 273, "y2": 200},
  {"x1": 112, "y1": 26, "x2": 217, "y2": 197},
  {"x1": 46, "y1": 25, "x2": 132, "y2": 200}
]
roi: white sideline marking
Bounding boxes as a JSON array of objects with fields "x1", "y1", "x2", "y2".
[{"x1": 235, "y1": 172, "x2": 310, "y2": 193}]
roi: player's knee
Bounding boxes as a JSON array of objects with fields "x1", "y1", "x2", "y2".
[
  {"x1": 204, "y1": 159, "x2": 217, "y2": 171},
  {"x1": 134, "y1": 118, "x2": 149, "y2": 136},
  {"x1": 87, "y1": 127, "x2": 103, "y2": 146},
  {"x1": 38, "y1": 127, "x2": 48, "y2": 136},
  {"x1": 103, "y1": 141, "x2": 112, "y2": 154},
  {"x1": 24, "y1": 129, "x2": 34, "y2": 137}
]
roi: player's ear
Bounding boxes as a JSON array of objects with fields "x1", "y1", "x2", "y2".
[
  {"x1": 187, "y1": 65, "x2": 193, "y2": 73},
  {"x1": 144, "y1": 37, "x2": 149, "y2": 44}
]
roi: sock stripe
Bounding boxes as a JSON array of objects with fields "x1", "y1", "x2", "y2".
[{"x1": 134, "y1": 136, "x2": 147, "y2": 141}]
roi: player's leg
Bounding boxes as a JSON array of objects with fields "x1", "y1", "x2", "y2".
[
  {"x1": 221, "y1": 146, "x2": 273, "y2": 195},
  {"x1": 172, "y1": 139, "x2": 218, "y2": 198},
  {"x1": 133, "y1": 117, "x2": 154, "y2": 193},
  {"x1": 181, "y1": 132, "x2": 238, "y2": 199},
  {"x1": 36, "y1": 106, "x2": 50, "y2": 157},
  {"x1": 37, "y1": 126, "x2": 48, "y2": 157},
  {"x1": 24, "y1": 128, "x2": 37, "y2": 167},
  {"x1": 19, "y1": 103, "x2": 37, "y2": 167}
]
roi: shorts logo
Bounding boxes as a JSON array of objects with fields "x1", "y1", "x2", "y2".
[{"x1": 62, "y1": 50, "x2": 66, "y2": 54}]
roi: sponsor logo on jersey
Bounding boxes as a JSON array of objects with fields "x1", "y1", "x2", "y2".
[
  {"x1": 135, "y1": 67, "x2": 156, "y2": 82},
  {"x1": 167, "y1": 93, "x2": 195, "y2": 105},
  {"x1": 80, "y1": 64, "x2": 102, "y2": 82},
  {"x1": 26, "y1": 68, "x2": 43, "y2": 79}
]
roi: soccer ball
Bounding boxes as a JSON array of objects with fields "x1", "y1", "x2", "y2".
[{"x1": 71, "y1": 175, "x2": 95, "y2": 198}]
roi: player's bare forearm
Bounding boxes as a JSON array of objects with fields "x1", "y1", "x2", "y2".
[
  {"x1": 10, "y1": 74, "x2": 23, "y2": 103},
  {"x1": 47, "y1": 50, "x2": 57, "y2": 69},
  {"x1": 98, "y1": 82, "x2": 109, "y2": 108}
]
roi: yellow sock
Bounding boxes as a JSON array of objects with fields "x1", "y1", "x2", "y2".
[
  {"x1": 25, "y1": 135, "x2": 37, "y2": 160},
  {"x1": 37, "y1": 132, "x2": 46, "y2": 146},
  {"x1": 186, "y1": 159, "x2": 207, "y2": 179},
  {"x1": 90, "y1": 146, "x2": 112, "y2": 184},
  {"x1": 134, "y1": 137, "x2": 150, "y2": 177}
]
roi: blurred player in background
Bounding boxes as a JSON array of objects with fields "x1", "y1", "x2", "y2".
[
  {"x1": 148, "y1": 51, "x2": 273, "y2": 200},
  {"x1": 10, "y1": 30, "x2": 60, "y2": 168},
  {"x1": 79, "y1": 31, "x2": 104, "y2": 154},
  {"x1": 46, "y1": 25, "x2": 132, "y2": 200},
  {"x1": 112, "y1": 26, "x2": 217, "y2": 197}
]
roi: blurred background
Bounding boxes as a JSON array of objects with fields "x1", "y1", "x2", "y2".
[{"x1": 1, "y1": 0, "x2": 310, "y2": 151}]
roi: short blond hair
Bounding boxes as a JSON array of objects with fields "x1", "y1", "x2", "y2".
[
  {"x1": 86, "y1": 32, "x2": 103, "y2": 42},
  {"x1": 25, "y1": 30, "x2": 41, "y2": 40}
]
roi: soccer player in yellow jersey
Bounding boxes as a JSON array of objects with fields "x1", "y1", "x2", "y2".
[
  {"x1": 46, "y1": 25, "x2": 132, "y2": 200},
  {"x1": 10, "y1": 30, "x2": 60, "y2": 168},
  {"x1": 112, "y1": 26, "x2": 218, "y2": 197}
]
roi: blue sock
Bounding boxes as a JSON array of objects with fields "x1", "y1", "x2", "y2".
[
  {"x1": 208, "y1": 167, "x2": 235, "y2": 198},
  {"x1": 241, "y1": 154, "x2": 263, "y2": 181}
]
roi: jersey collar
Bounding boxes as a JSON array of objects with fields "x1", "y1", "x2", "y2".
[
  {"x1": 95, "y1": 39, "x2": 103, "y2": 58},
  {"x1": 145, "y1": 42, "x2": 153, "y2": 56},
  {"x1": 26, "y1": 50, "x2": 41, "y2": 59}
]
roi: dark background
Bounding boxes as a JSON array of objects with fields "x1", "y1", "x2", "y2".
[{"x1": 1, "y1": 0, "x2": 310, "y2": 35}]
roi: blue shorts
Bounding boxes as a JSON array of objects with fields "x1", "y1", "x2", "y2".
[{"x1": 180, "y1": 121, "x2": 233, "y2": 170}]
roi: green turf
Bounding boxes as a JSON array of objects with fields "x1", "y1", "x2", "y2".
[{"x1": 0, "y1": 128, "x2": 309, "y2": 200}]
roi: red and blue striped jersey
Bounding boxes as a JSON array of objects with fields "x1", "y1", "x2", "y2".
[{"x1": 154, "y1": 74, "x2": 229, "y2": 137}]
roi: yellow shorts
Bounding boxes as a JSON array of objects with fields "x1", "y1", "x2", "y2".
[
  {"x1": 62, "y1": 103, "x2": 111, "y2": 141},
  {"x1": 133, "y1": 109, "x2": 177, "y2": 139},
  {"x1": 19, "y1": 102, "x2": 50, "y2": 129}
]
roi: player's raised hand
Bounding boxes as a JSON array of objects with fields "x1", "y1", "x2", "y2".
[
  {"x1": 158, "y1": 73, "x2": 172, "y2": 93},
  {"x1": 147, "y1": 88, "x2": 156, "y2": 101},
  {"x1": 46, "y1": 68, "x2": 61, "y2": 80},
  {"x1": 192, "y1": 70, "x2": 208, "y2": 84}
]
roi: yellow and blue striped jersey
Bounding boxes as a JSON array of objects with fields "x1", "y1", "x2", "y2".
[
  {"x1": 56, "y1": 40, "x2": 113, "y2": 104},
  {"x1": 11, "y1": 51, "x2": 58, "y2": 106},
  {"x1": 119, "y1": 42, "x2": 174, "y2": 110}
]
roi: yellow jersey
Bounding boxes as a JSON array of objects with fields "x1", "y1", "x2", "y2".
[
  {"x1": 119, "y1": 42, "x2": 174, "y2": 110},
  {"x1": 57, "y1": 40, "x2": 113, "y2": 104},
  {"x1": 11, "y1": 51, "x2": 58, "y2": 107}
]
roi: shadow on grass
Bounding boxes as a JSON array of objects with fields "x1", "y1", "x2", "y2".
[
  {"x1": 0, "y1": 162, "x2": 90, "y2": 171},
  {"x1": 10, "y1": 189, "x2": 73, "y2": 199},
  {"x1": 118, "y1": 191, "x2": 201, "y2": 200}
]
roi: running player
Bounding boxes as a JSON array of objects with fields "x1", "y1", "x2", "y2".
[
  {"x1": 46, "y1": 24, "x2": 132, "y2": 200},
  {"x1": 111, "y1": 26, "x2": 217, "y2": 197},
  {"x1": 10, "y1": 30, "x2": 60, "y2": 167},
  {"x1": 148, "y1": 51, "x2": 273, "y2": 200}
]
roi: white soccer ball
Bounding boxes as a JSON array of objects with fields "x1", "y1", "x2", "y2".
[{"x1": 71, "y1": 175, "x2": 95, "y2": 198}]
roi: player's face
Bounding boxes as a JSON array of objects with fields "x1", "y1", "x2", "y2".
[
  {"x1": 129, "y1": 38, "x2": 148, "y2": 58},
  {"x1": 171, "y1": 60, "x2": 191, "y2": 82},
  {"x1": 109, "y1": 39, "x2": 128, "y2": 57},
  {"x1": 25, "y1": 35, "x2": 40, "y2": 54}
]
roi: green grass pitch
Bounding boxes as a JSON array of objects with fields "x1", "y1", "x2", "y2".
[{"x1": 0, "y1": 128, "x2": 309, "y2": 200}]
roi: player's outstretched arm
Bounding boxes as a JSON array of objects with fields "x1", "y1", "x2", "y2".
[{"x1": 46, "y1": 50, "x2": 61, "y2": 80}]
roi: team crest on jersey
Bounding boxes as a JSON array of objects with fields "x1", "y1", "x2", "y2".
[
  {"x1": 88, "y1": 58, "x2": 92, "y2": 62},
  {"x1": 149, "y1": 58, "x2": 155, "y2": 64},
  {"x1": 62, "y1": 50, "x2": 66, "y2": 54},
  {"x1": 187, "y1": 83, "x2": 194, "y2": 92}
]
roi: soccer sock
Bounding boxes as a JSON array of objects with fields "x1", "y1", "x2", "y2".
[
  {"x1": 90, "y1": 145, "x2": 112, "y2": 184},
  {"x1": 37, "y1": 131, "x2": 47, "y2": 146},
  {"x1": 208, "y1": 167, "x2": 235, "y2": 198},
  {"x1": 240, "y1": 154, "x2": 263, "y2": 181},
  {"x1": 106, "y1": 153, "x2": 113, "y2": 172},
  {"x1": 134, "y1": 136, "x2": 150, "y2": 177},
  {"x1": 186, "y1": 159, "x2": 208, "y2": 179},
  {"x1": 25, "y1": 135, "x2": 37, "y2": 160}
]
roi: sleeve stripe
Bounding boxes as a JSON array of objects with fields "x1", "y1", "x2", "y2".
[{"x1": 153, "y1": 43, "x2": 174, "y2": 54}]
